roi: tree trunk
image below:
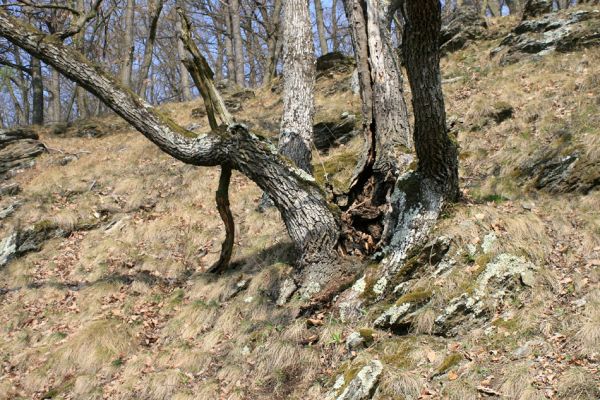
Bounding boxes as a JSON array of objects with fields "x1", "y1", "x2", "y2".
[
  {"x1": 119, "y1": 0, "x2": 135, "y2": 87},
  {"x1": 175, "y1": 6, "x2": 192, "y2": 101},
  {"x1": 50, "y1": 67, "x2": 61, "y2": 122},
  {"x1": 229, "y1": 0, "x2": 245, "y2": 86},
  {"x1": 314, "y1": 0, "x2": 329, "y2": 55},
  {"x1": 0, "y1": 10, "x2": 340, "y2": 290},
  {"x1": 279, "y1": 0, "x2": 317, "y2": 175},
  {"x1": 331, "y1": 0, "x2": 340, "y2": 51},
  {"x1": 341, "y1": 0, "x2": 411, "y2": 252},
  {"x1": 138, "y1": 0, "x2": 164, "y2": 98},
  {"x1": 30, "y1": 56, "x2": 44, "y2": 125},
  {"x1": 224, "y1": 2, "x2": 236, "y2": 83},
  {"x1": 262, "y1": 0, "x2": 283, "y2": 86},
  {"x1": 402, "y1": 0, "x2": 459, "y2": 198}
]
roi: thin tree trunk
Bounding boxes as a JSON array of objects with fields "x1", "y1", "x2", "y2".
[
  {"x1": 138, "y1": 0, "x2": 164, "y2": 97},
  {"x1": 229, "y1": 0, "x2": 245, "y2": 86},
  {"x1": 30, "y1": 56, "x2": 44, "y2": 125},
  {"x1": 175, "y1": 6, "x2": 192, "y2": 101},
  {"x1": 332, "y1": 0, "x2": 340, "y2": 51},
  {"x1": 119, "y1": 0, "x2": 135, "y2": 87},
  {"x1": 314, "y1": 0, "x2": 329, "y2": 55},
  {"x1": 224, "y1": 2, "x2": 236, "y2": 83},
  {"x1": 262, "y1": 0, "x2": 283, "y2": 86},
  {"x1": 50, "y1": 67, "x2": 61, "y2": 122}
]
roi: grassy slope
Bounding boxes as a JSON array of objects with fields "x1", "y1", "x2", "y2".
[{"x1": 1, "y1": 14, "x2": 599, "y2": 400}]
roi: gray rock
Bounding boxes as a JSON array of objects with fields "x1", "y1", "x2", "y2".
[
  {"x1": 0, "y1": 183, "x2": 20, "y2": 196},
  {"x1": 276, "y1": 278, "x2": 297, "y2": 306},
  {"x1": 330, "y1": 360, "x2": 383, "y2": 400},
  {"x1": 1, "y1": 128, "x2": 46, "y2": 180},
  {"x1": 434, "y1": 254, "x2": 537, "y2": 336},
  {"x1": 0, "y1": 232, "x2": 18, "y2": 268},
  {"x1": 346, "y1": 332, "x2": 366, "y2": 351},
  {"x1": 518, "y1": 146, "x2": 599, "y2": 194},
  {"x1": 316, "y1": 52, "x2": 355, "y2": 74},
  {"x1": 313, "y1": 114, "x2": 358, "y2": 151},
  {"x1": 440, "y1": 7, "x2": 487, "y2": 55},
  {"x1": 0, "y1": 201, "x2": 20, "y2": 220},
  {"x1": 492, "y1": 9, "x2": 600, "y2": 65},
  {"x1": 522, "y1": 0, "x2": 553, "y2": 21}
]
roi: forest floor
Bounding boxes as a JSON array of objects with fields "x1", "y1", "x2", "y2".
[{"x1": 1, "y1": 11, "x2": 599, "y2": 400}]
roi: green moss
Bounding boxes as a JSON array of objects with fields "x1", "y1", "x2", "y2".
[
  {"x1": 395, "y1": 289, "x2": 433, "y2": 306},
  {"x1": 436, "y1": 353, "x2": 462, "y2": 375},
  {"x1": 33, "y1": 219, "x2": 59, "y2": 232},
  {"x1": 358, "y1": 328, "x2": 375, "y2": 346},
  {"x1": 492, "y1": 317, "x2": 519, "y2": 331},
  {"x1": 314, "y1": 149, "x2": 360, "y2": 193}
]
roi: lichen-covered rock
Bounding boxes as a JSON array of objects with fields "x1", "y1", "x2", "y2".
[
  {"x1": 0, "y1": 232, "x2": 18, "y2": 268},
  {"x1": 440, "y1": 7, "x2": 487, "y2": 55},
  {"x1": 492, "y1": 9, "x2": 600, "y2": 65},
  {"x1": 328, "y1": 360, "x2": 383, "y2": 400},
  {"x1": 0, "y1": 127, "x2": 46, "y2": 180},
  {"x1": 0, "y1": 201, "x2": 20, "y2": 220},
  {"x1": 434, "y1": 254, "x2": 537, "y2": 336},
  {"x1": 374, "y1": 289, "x2": 433, "y2": 332}
]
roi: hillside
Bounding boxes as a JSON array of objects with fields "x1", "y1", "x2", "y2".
[{"x1": 1, "y1": 7, "x2": 599, "y2": 400}]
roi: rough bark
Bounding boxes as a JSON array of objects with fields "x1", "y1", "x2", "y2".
[
  {"x1": 331, "y1": 0, "x2": 340, "y2": 51},
  {"x1": 314, "y1": 0, "x2": 329, "y2": 55},
  {"x1": 30, "y1": 56, "x2": 43, "y2": 125},
  {"x1": 340, "y1": 0, "x2": 411, "y2": 255},
  {"x1": 402, "y1": 0, "x2": 459, "y2": 198},
  {"x1": 366, "y1": 0, "x2": 460, "y2": 297},
  {"x1": 119, "y1": 0, "x2": 135, "y2": 87},
  {"x1": 175, "y1": 2, "x2": 192, "y2": 101},
  {"x1": 280, "y1": 0, "x2": 317, "y2": 175},
  {"x1": 0, "y1": 10, "x2": 339, "y2": 283}
]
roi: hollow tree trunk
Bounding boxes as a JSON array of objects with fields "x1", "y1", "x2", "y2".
[
  {"x1": 0, "y1": 10, "x2": 339, "y2": 289},
  {"x1": 340, "y1": 0, "x2": 411, "y2": 255}
]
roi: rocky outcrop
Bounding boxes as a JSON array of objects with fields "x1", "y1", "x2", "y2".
[
  {"x1": 313, "y1": 113, "x2": 358, "y2": 152},
  {"x1": 0, "y1": 127, "x2": 46, "y2": 180},
  {"x1": 522, "y1": 0, "x2": 553, "y2": 21},
  {"x1": 316, "y1": 52, "x2": 356, "y2": 75},
  {"x1": 328, "y1": 360, "x2": 383, "y2": 400},
  {"x1": 519, "y1": 146, "x2": 600, "y2": 194},
  {"x1": 491, "y1": 9, "x2": 600, "y2": 65},
  {"x1": 0, "y1": 222, "x2": 69, "y2": 269},
  {"x1": 440, "y1": 7, "x2": 487, "y2": 55}
]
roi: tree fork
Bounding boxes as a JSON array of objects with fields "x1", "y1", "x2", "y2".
[
  {"x1": 0, "y1": 10, "x2": 340, "y2": 287},
  {"x1": 177, "y1": 7, "x2": 236, "y2": 273}
]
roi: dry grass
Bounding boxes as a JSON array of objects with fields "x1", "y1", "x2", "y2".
[{"x1": 1, "y1": 13, "x2": 599, "y2": 399}]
